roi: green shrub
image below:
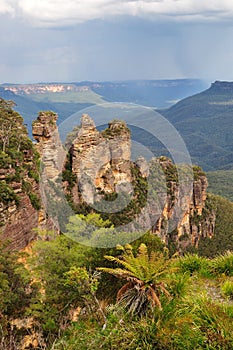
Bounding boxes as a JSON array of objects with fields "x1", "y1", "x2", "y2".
[
  {"x1": 51, "y1": 295, "x2": 233, "y2": 350},
  {"x1": 198, "y1": 195, "x2": 233, "y2": 257},
  {"x1": 0, "y1": 181, "x2": 19, "y2": 205},
  {"x1": 22, "y1": 179, "x2": 32, "y2": 193},
  {"x1": 221, "y1": 280, "x2": 233, "y2": 299},
  {"x1": 28, "y1": 169, "x2": 39, "y2": 183},
  {"x1": 62, "y1": 168, "x2": 77, "y2": 188},
  {"x1": 0, "y1": 152, "x2": 12, "y2": 168},
  {"x1": 28, "y1": 192, "x2": 41, "y2": 210},
  {"x1": 168, "y1": 272, "x2": 190, "y2": 297},
  {"x1": 212, "y1": 251, "x2": 233, "y2": 276},
  {"x1": 193, "y1": 165, "x2": 206, "y2": 180},
  {"x1": 197, "y1": 298, "x2": 233, "y2": 349},
  {"x1": 179, "y1": 254, "x2": 210, "y2": 275}
]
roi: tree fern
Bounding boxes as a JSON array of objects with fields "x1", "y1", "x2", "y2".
[{"x1": 97, "y1": 243, "x2": 173, "y2": 315}]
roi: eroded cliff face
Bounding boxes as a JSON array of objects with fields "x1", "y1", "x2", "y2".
[
  {"x1": 0, "y1": 189, "x2": 38, "y2": 250},
  {"x1": 2, "y1": 110, "x2": 215, "y2": 251},
  {"x1": 32, "y1": 111, "x2": 66, "y2": 180},
  {"x1": 32, "y1": 111, "x2": 66, "y2": 232},
  {"x1": 70, "y1": 114, "x2": 131, "y2": 204},
  {"x1": 64, "y1": 115, "x2": 215, "y2": 250},
  {"x1": 0, "y1": 111, "x2": 62, "y2": 250},
  {"x1": 0, "y1": 145, "x2": 46, "y2": 250},
  {"x1": 149, "y1": 159, "x2": 215, "y2": 250}
]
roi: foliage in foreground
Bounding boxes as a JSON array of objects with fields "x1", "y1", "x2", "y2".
[
  {"x1": 51, "y1": 296, "x2": 233, "y2": 350},
  {"x1": 0, "y1": 227, "x2": 233, "y2": 349},
  {"x1": 97, "y1": 243, "x2": 172, "y2": 314},
  {"x1": 50, "y1": 249, "x2": 233, "y2": 350}
]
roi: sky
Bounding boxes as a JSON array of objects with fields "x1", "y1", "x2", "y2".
[{"x1": 1, "y1": 0, "x2": 233, "y2": 83}]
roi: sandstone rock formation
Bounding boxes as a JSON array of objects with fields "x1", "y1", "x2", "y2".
[
  {"x1": 0, "y1": 111, "x2": 63, "y2": 250},
  {"x1": 32, "y1": 111, "x2": 67, "y2": 232},
  {"x1": 1, "y1": 193, "x2": 39, "y2": 250},
  {"x1": 66, "y1": 115, "x2": 215, "y2": 250},
  {"x1": 32, "y1": 111, "x2": 66, "y2": 180},
  {"x1": 70, "y1": 114, "x2": 132, "y2": 204},
  {"x1": 151, "y1": 159, "x2": 215, "y2": 250},
  {"x1": 0, "y1": 110, "x2": 215, "y2": 252},
  {"x1": 0, "y1": 144, "x2": 46, "y2": 250}
]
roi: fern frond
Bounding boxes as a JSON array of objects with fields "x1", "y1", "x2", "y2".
[
  {"x1": 124, "y1": 243, "x2": 133, "y2": 251},
  {"x1": 96, "y1": 267, "x2": 141, "y2": 283},
  {"x1": 124, "y1": 244, "x2": 134, "y2": 258},
  {"x1": 103, "y1": 255, "x2": 138, "y2": 276},
  {"x1": 116, "y1": 244, "x2": 125, "y2": 252},
  {"x1": 137, "y1": 243, "x2": 148, "y2": 258}
]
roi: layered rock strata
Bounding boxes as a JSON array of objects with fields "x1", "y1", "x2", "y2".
[
  {"x1": 149, "y1": 159, "x2": 215, "y2": 249},
  {"x1": 70, "y1": 114, "x2": 132, "y2": 204},
  {"x1": 32, "y1": 111, "x2": 65, "y2": 180},
  {"x1": 2, "y1": 111, "x2": 215, "y2": 251},
  {"x1": 67, "y1": 115, "x2": 215, "y2": 249},
  {"x1": 0, "y1": 141, "x2": 51, "y2": 250}
]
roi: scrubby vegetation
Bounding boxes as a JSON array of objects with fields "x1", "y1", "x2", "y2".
[
  {"x1": 0, "y1": 217, "x2": 233, "y2": 349},
  {"x1": 198, "y1": 194, "x2": 233, "y2": 257},
  {"x1": 0, "y1": 98, "x2": 41, "y2": 211}
]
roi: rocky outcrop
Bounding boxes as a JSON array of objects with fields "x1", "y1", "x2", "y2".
[
  {"x1": 210, "y1": 80, "x2": 233, "y2": 92},
  {"x1": 0, "y1": 111, "x2": 61, "y2": 250},
  {"x1": 153, "y1": 157, "x2": 216, "y2": 250},
  {"x1": 32, "y1": 111, "x2": 66, "y2": 233},
  {"x1": 1, "y1": 195, "x2": 38, "y2": 250},
  {"x1": 0, "y1": 110, "x2": 215, "y2": 252},
  {"x1": 70, "y1": 115, "x2": 132, "y2": 204},
  {"x1": 32, "y1": 111, "x2": 65, "y2": 180},
  {"x1": 0, "y1": 148, "x2": 42, "y2": 250},
  {"x1": 65, "y1": 115, "x2": 215, "y2": 250}
]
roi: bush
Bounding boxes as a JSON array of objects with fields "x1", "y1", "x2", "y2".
[
  {"x1": 198, "y1": 195, "x2": 233, "y2": 257},
  {"x1": 51, "y1": 295, "x2": 233, "y2": 350},
  {"x1": 0, "y1": 152, "x2": 12, "y2": 168},
  {"x1": 179, "y1": 254, "x2": 211, "y2": 275},
  {"x1": 28, "y1": 192, "x2": 41, "y2": 210},
  {"x1": 221, "y1": 280, "x2": 233, "y2": 299},
  {"x1": 28, "y1": 169, "x2": 39, "y2": 183},
  {"x1": 168, "y1": 272, "x2": 190, "y2": 297},
  {"x1": 212, "y1": 251, "x2": 233, "y2": 276},
  {"x1": 0, "y1": 180, "x2": 19, "y2": 205}
]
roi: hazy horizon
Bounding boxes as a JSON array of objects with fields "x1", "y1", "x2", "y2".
[{"x1": 1, "y1": 78, "x2": 210, "y2": 85}]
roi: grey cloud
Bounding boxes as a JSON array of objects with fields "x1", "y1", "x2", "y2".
[
  {"x1": 4, "y1": 0, "x2": 233, "y2": 27},
  {"x1": 0, "y1": 9, "x2": 233, "y2": 83}
]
